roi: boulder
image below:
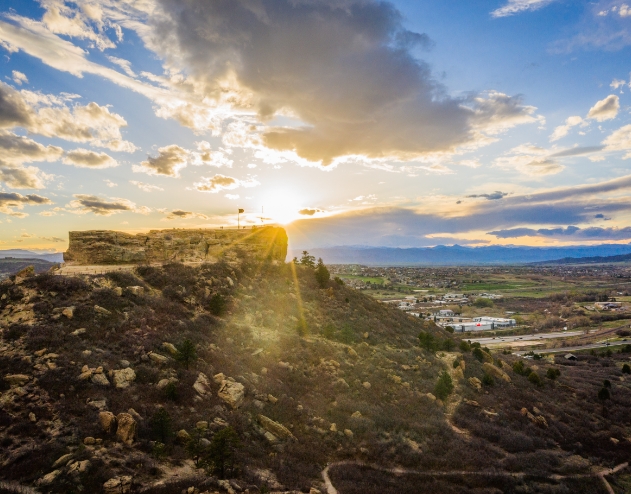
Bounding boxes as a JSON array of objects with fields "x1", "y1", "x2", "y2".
[
  {"x1": 52, "y1": 453, "x2": 74, "y2": 468},
  {"x1": 268, "y1": 394, "x2": 278, "y2": 404},
  {"x1": 4, "y1": 374, "x2": 30, "y2": 386},
  {"x1": 71, "y1": 328, "x2": 86, "y2": 336},
  {"x1": 113, "y1": 287, "x2": 123, "y2": 296},
  {"x1": 453, "y1": 367, "x2": 464, "y2": 380},
  {"x1": 213, "y1": 372, "x2": 225, "y2": 384},
  {"x1": 62, "y1": 306, "x2": 75, "y2": 319},
  {"x1": 37, "y1": 469, "x2": 62, "y2": 486},
  {"x1": 148, "y1": 352, "x2": 169, "y2": 365},
  {"x1": 177, "y1": 429, "x2": 191, "y2": 443},
  {"x1": 157, "y1": 377, "x2": 178, "y2": 389},
  {"x1": 91, "y1": 373, "x2": 110, "y2": 386},
  {"x1": 468, "y1": 377, "x2": 482, "y2": 392},
  {"x1": 84, "y1": 437, "x2": 96, "y2": 445},
  {"x1": 94, "y1": 305, "x2": 112, "y2": 316},
  {"x1": 99, "y1": 411, "x2": 117, "y2": 433},
  {"x1": 126, "y1": 286, "x2": 144, "y2": 296},
  {"x1": 112, "y1": 368, "x2": 136, "y2": 389},
  {"x1": 344, "y1": 429, "x2": 354, "y2": 438},
  {"x1": 258, "y1": 415, "x2": 297, "y2": 441},
  {"x1": 116, "y1": 413, "x2": 137, "y2": 445},
  {"x1": 351, "y1": 411, "x2": 362, "y2": 418},
  {"x1": 103, "y1": 476, "x2": 132, "y2": 494},
  {"x1": 362, "y1": 382, "x2": 371, "y2": 389},
  {"x1": 482, "y1": 363, "x2": 511, "y2": 383},
  {"x1": 162, "y1": 342, "x2": 178, "y2": 356},
  {"x1": 218, "y1": 380, "x2": 245, "y2": 408},
  {"x1": 193, "y1": 373, "x2": 212, "y2": 396}
]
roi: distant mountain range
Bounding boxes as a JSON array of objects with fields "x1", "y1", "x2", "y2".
[
  {"x1": 291, "y1": 244, "x2": 631, "y2": 266},
  {"x1": 532, "y1": 252, "x2": 631, "y2": 265},
  {"x1": 0, "y1": 249, "x2": 64, "y2": 263}
]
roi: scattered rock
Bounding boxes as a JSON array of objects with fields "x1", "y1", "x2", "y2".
[
  {"x1": 162, "y1": 342, "x2": 178, "y2": 356},
  {"x1": 193, "y1": 373, "x2": 212, "y2": 396},
  {"x1": 4, "y1": 374, "x2": 30, "y2": 387},
  {"x1": 29, "y1": 412, "x2": 36, "y2": 422},
  {"x1": 218, "y1": 379, "x2": 245, "y2": 408},
  {"x1": 128, "y1": 408, "x2": 143, "y2": 422},
  {"x1": 468, "y1": 377, "x2": 482, "y2": 392},
  {"x1": 148, "y1": 352, "x2": 169, "y2": 365},
  {"x1": 258, "y1": 414, "x2": 297, "y2": 441},
  {"x1": 116, "y1": 413, "x2": 137, "y2": 445},
  {"x1": 52, "y1": 453, "x2": 74, "y2": 468},
  {"x1": 84, "y1": 437, "x2": 96, "y2": 445},
  {"x1": 351, "y1": 411, "x2": 362, "y2": 418},
  {"x1": 112, "y1": 368, "x2": 136, "y2": 389},
  {"x1": 426, "y1": 392, "x2": 436, "y2": 401},
  {"x1": 268, "y1": 394, "x2": 278, "y2": 404},
  {"x1": 464, "y1": 399, "x2": 480, "y2": 407},
  {"x1": 453, "y1": 367, "x2": 464, "y2": 380},
  {"x1": 213, "y1": 372, "x2": 225, "y2": 384},
  {"x1": 103, "y1": 476, "x2": 132, "y2": 494},
  {"x1": 62, "y1": 306, "x2": 75, "y2": 319},
  {"x1": 196, "y1": 421, "x2": 208, "y2": 430},
  {"x1": 157, "y1": 377, "x2": 178, "y2": 389},
  {"x1": 91, "y1": 373, "x2": 110, "y2": 386},
  {"x1": 330, "y1": 423, "x2": 337, "y2": 432},
  {"x1": 362, "y1": 382, "x2": 371, "y2": 389},
  {"x1": 611, "y1": 437, "x2": 620, "y2": 445},
  {"x1": 99, "y1": 411, "x2": 117, "y2": 433},
  {"x1": 37, "y1": 469, "x2": 62, "y2": 486},
  {"x1": 126, "y1": 286, "x2": 144, "y2": 296},
  {"x1": 344, "y1": 429, "x2": 354, "y2": 438},
  {"x1": 177, "y1": 429, "x2": 191, "y2": 443},
  {"x1": 88, "y1": 399, "x2": 107, "y2": 411},
  {"x1": 120, "y1": 359, "x2": 130, "y2": 368},
  {"x1": 113, "y1": 287, "x2": 123, "y2": 296},
  {"x1": 71, "y1": 328, "x2": 86, "y2": 336},
  {"x1": 94, "y1": 305, "x2": 112, "y2": 316}
]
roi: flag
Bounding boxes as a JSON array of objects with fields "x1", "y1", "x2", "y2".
[{"x1": 238, "y1": 208, "x2": 244, "y2": 214}]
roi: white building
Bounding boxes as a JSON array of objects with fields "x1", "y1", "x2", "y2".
[{"x1": 453, "y1": 316, "x2": 516, "y2": 333}]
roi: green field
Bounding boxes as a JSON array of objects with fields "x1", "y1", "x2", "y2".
[{"x1": 339, "y1": 274, "x2": 388, "y2": 284}]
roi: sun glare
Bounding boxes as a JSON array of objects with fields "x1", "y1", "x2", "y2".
[{"x1": 261, "y1": 191, "x2": 305, "y2": 225}]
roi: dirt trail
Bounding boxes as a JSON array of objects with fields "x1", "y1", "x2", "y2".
[{"x1": 321, "y1": 461, "x2": 629, "y2": 494}]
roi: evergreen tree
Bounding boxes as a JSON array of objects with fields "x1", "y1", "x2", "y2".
[
  {"x1": 314, "y1": 258, "x2": 330, "y2": 288},
  {"x1": 151, "y1": 407, "x2": 172, "y2": 444},
  {"x1": 434, "y1": 371, "x2": 454, "y2": 400},
  {"x1": 299, "y1": 250, "x2": 316, "y2": 268},
  {"x1": 176, "y1": 338, "x2": 197, "y2": 370},
  {"x1": 202, "y1": 427, "x2": 240, "y2": 479}
]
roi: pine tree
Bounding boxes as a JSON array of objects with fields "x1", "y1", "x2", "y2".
[
  {"x1": 314, "y1": 258, "x2": 330, "y2": 288},
  {"x1": 176, "y1": 338, "x2": 197, "y2": 369}
]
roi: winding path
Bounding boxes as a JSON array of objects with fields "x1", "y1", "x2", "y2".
[{"x1": 321, "y1": 461, "x2": 629, "y2": 494}]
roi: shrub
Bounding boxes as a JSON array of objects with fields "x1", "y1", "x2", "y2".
[
  {"x1": 546, "y1": 368, "x2": 561, "y2": 380},
  {"x1": 482, "y1": 373, "x2": 494, "y2": 386},
  {"x1": 472, "y1": 347, "x2": 485, "y2": 362},
  {"x1": 528, "y1": 372, "x2": 542, "y2": 387},
  {"x1": 418, "y1": 331, "x2": 435, "y2": 352},
  {"x1": 175, "y1": 339, "x2": 197, "y2": 369},
  {"x1": 164, "y1": 382, "x2": 179, "y2": 402},
  {"x1": 322, "y1": 324, "x2": 335, "y2": 340},
  {"x1": 433, "y1": 371, "x2": 454, "y2": 400},
  {"x1": 334, "y1": 277, "x2": 344, "y2": 285},
  {"x1": 452, "y1": 359, "x2": 461, "y2": 369},
  {"x1": 459, "y1": 341, "x2": 471, "y2": 352},
  {"x1": 445, "y1": 326, "x2": 454, "y2": 333},
  {"x1": 314, "y1": 258, "x2": 330, "y2": 288},
  {"x1": 442, "y1": 339, "x2": 455, "y2": 351},
  {"x1": 151, "y1": 408, "x2": 172, "y2": 444},
  {"x1": 208, "y1": 294, "x2": 226, "y2": 316},
  {"x1": 338, "y1": 324, "x2": 355, "y2": 344},
  {"x1": 473, "y1": 298, "x2": 494, "y2": 308},
  {"x1": 622, "y1": 363, "x2": 631, "y2": 374}
]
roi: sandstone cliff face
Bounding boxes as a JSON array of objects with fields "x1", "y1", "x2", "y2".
[{"x1": 64, "y1": 226, "x2": 287, "y2": 265}]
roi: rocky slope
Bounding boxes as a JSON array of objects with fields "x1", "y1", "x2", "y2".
[{"x1": 0, "y1": 255, "x2": 630, "y2": 493}]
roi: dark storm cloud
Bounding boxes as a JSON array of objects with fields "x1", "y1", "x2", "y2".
[
  {"x1": 466, "y1": 191, "x2": 509, "y2": 200},
  {"x1": 153, "y1": 0, "x2": 538, "y2": 164}
]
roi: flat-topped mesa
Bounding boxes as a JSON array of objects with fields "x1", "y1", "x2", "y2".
[{"x1": 63, "y1": 226, "x2": 287, "y2": 265}]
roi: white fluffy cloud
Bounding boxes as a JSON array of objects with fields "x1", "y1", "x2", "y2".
[
  {"x1": 0, "y1": 131, "x2": 61, "y2": 189},
  {"x1": 11, "y1": 70, "x2": 28, "y2": 85},
  {"x1": 0, "y1": 192, "x2": 51, "y2": 216},
  {"x1": 494, "y1": 144, "x2": 564, "y2": 176},
  {"x1": 129, "y1": 180, "x2": 164, "y2": 192},
  {"x1": 133, "y1": 144, "x2": 188, "y2": 177},
  {"x1": 550, "y1": 115, "x2": 584, "y2": 141},
  {"x1": 165, "y1": 210, "x2": 208, "y2": 220},
  {"x1": 194, "y1": 174, "x2": 260, "y2": 193},
  {"x1": 603, "y1": 124, "x2": 631, "y2": 158},
  {"x1": 587, "y1": 94, "x2": 620, "y2": 122},
  {"x1": 62, "y1": 148, "x2": 118, "y2": 168}
]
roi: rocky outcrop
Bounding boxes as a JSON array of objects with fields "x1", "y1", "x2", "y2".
[
  {"x1": 99, "y1": 411, "x2": 117, "y2": 433},
  {"x1": 64, "y1": 226, "x2": 288, "y2": 265},
  {"x1": 468, "y1": 377, "x2": 482, "y2": 392},
  {"x1": 258, "y1": 415, "x2": 297, "y2": 441},
  {"x1": 111, "y1": 368, "x2": 136, "y2": 389},
  {"x1": 217, "y1": 379, "x2": 245, "y2": 408},
  {"x1": 103, "y1": 476, "x2": 132, "y2": 494},
  {"x1": 116, "y1": 413, "x2": 136, "y2": 444},
  {"x1": 482, "y1": 363, "x2": 511, "y2": 383}
]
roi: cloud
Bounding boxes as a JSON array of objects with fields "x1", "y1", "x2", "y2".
[
  {"x1": 0, "y1": 83, "x2": 136, "y2": 151},
  {"x1": 106, "y1": 56, "x2": 136, "y2": 77},
  {"x1": 487, "y1": 225, "x2": 631, "y2": 240},
  {"x1": 11, "y1": 70, "x2": 28, "y2": 85},
  {"x1": 548, "y1": 146, "x2": 605, "y2": 158},
  {"x1": 550, "y1": 115, "x2": 584, "y2": 141},
  {"x1": 298, "y1": 208, "x2": 323, "y2": 216},
  {"x1": 466, "y1": 191, "x2": 509, "y2": 200},
  {"x1": 39, "y1": 236, "x2": 64, "y2": 242},
  {"x1": 165, "y1": 209, "x2": 209, "y2": 220},
  {"x1": 129, "y1": 180, "x2": 164, "y2": 192},
  {"x1": 491, "y1": 0, "x2": 556, "y2": 18},
  {"x1": 611, "y1": 78, "x2": 627, "y2": 89},
  {"x1": 0, "y1": 192, "x2": 51, "y2": 216},
  {"x1": 148, "y1": 0, "x2": 540, "y2": 165},
  {"x1": 104, "y1": 179, "x2": 117, "y2": 187},
  {"x1": 587, "y1": 95, "x2": 619, "y2": 122},
  {"x1": 602, "y1": 124, "x2": 631, "y2": 158},
  {"x1": 494, "y1": 144, "x2": 564, "y2": 176},
  {"x1": 191, "y1": 141, "x2": 233, "y2": 168},
  {"x1": 62, "y1": 148, "x2": 118, "y2": 168},
  {"x1": 66, "y1": 194, "x2": 146, "y2": 216},
  {"x1": 225, "y1": 194, "x2": 239, "y2": 200},
  {"x1": 133, "y1": 144, "x2": 188, "y2": 177},
  {"x1": 0, "y1": 131, "x2": 61, "y2": 189},
  {"x1": 20, "y1": 233, "x2": 34, "y2": 238},
  {"x1": 194, "y1": 174, "x2": 260, "y2": 193}
]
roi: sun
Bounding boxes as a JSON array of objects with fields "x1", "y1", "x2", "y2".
[{"x1": 260, "y1": 190, "x2": 306, "y2": 225}]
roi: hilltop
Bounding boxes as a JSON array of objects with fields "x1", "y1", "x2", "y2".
[{"x1": 0, "y1": 240, "x2": 630, "y2": 492}]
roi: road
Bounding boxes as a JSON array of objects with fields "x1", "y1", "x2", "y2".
[
  {"x1": 514, "y1": 341, "x2": 629, "y2": 356},
  {"x1": 468, "y1": 330, "x2": 585, "y2": 346}
]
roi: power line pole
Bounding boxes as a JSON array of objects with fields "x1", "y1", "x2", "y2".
[{"x1": 238, "y1": 208, "x2": 244, "y2": 229}]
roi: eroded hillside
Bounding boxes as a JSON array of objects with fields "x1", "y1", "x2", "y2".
[{"x1": 1, "y1": 255, "x2": 630, "y2": 493}]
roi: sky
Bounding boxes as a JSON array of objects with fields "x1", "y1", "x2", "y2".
[{"x1": 0, "y1": 0, "x2": 631, "y2": 252}]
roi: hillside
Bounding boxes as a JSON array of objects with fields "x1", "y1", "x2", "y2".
[
  {"x1": 0, "y1": 250, "x2": 64, "y2": 263},
  {"x1": 1, "y1": 254, "x2": 630, "y2": 493},
  {"x1": 0, "y1": 259, "x2": 57, "y2": 280},
  {"x1": 295, "y1": 244, "x2": 631, "y2": 266},
  {"x1": 532, "y1": 253, "x2": 631, "y2": 265}
]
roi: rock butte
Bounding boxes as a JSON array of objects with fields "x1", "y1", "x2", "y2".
[{"x1": 63, "y1": 226, "x2": 288, "y2": 265}]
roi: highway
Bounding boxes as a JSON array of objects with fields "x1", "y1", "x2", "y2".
[
  {"x1": 467, "y1": 330, "x2": 586, "y2": 346},
  {"x1": 514, "y1": 341, "x2": 628, "y2": 356}
]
